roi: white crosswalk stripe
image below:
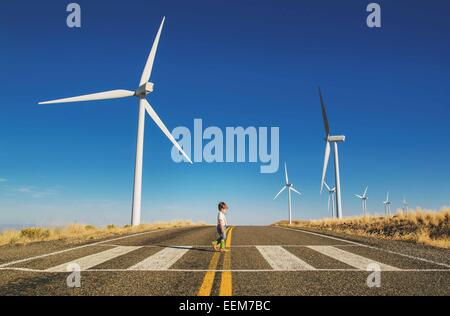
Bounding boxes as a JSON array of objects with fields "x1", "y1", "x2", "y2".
[
  {"x1": 256, "y1": 246, "x2": 316, "y2": 270},
  {"x1": 128, "y1": 246, "x2": 191, "y2": 270},
  {"x1": 308, "y1": 246, "x2": 400, "y2": 271},
  {"x1": 45, "y1": 246, "x2": 141, "y2": 272}
]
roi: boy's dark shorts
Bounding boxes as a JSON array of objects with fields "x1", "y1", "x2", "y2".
[{"x1": 216, "y1": 225, "x2": 226, "y2": 240}]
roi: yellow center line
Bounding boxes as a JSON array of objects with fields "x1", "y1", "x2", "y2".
[
  {"x1": 197, "y1": 227, "x2": 231, "y2": 296},
  {"x1": 197, "y1": 252, "x2": 220, "y2": 296},
  {"x1": 219, "y1": 227, "x2": 233, "y2": 296}
]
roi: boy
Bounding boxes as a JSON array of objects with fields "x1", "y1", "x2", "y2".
[{"x1": 212, "y1": 202, "x2": 228, "y2": 252}]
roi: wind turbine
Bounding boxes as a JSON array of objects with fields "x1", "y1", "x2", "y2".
[
  {"x1": 38, "y1": 17, "x2": 192, "y2": 226},
  {"x1": 402, "y1": 196, "x2": 409, "y2": 213},
  {"x1": 274, "y1": 163, "x2": 302, "y2": 224},
  {"x1": 383, "y1": 191, "x2": 391, "y2": 215},
  {"x1": 319, "y1": 88, "x2": 346, "y2": 218},
  {"x1": 355, "y1": 186, "x2": 369, "y2": 216},
  {"x1": 323, "y1": 181, "x2": 336, "y2": 218}
]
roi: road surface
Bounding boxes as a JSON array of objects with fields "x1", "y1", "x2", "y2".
[{"x1": 0, "y1": 226, "x2": 449, "y2": 295}]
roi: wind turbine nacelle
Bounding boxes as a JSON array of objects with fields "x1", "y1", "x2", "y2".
[
  {"x1": 328, "y1": 135, "x2": 345, "y2": 142},
  {"x1": 135, "y1": 82, "x2": 154, "y2": 97}
]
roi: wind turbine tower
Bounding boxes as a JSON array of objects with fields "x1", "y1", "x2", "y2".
[
  {"x1": 324, "y1": 181, "x2": 336, "y2": 218},
  {"x1": 355, "y1": 186, "x2": 369, "y2": 216},
  {"x1": 319, "y1": 88, "x2": 346, "y2": 218},
  {"x1": 274, "y1": 163, "x2": 302, "y2": 224},
  {"x1": 383, "y1": 192, "x2": 392, "y2": 215},
  {"x1": 402, "y1": 197, "x2": 409, "y2": 213}
]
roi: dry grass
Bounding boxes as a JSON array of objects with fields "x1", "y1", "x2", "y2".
[
  {"x1": 0, "y1": 220, "x2": 203, "y2": 247},
  {"x1": 273, "y1": 208, "x2": 450, "y2": 249}
]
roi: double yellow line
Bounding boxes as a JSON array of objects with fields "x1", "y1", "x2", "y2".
[{"x1": 197, "y1": 227, "x2": 234, "y2": 296}]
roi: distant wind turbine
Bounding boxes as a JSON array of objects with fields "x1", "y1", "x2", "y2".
[
  {"x1": 355, "y1": 186, "x2": 369, "y2": 216},
  {"x1": 319, "y1": 88, "x2": 346, "y2": 218},
  {"x1": 383, "y1": 191, "x2": 391, "y2": 215},
  {"x1": 38, "y1": 17, "x2": 193, "y2": 226},
  {"x1": 323, "y1": 181, "x2": 336, "y2": 218},
  {"x1": 402, "y1": 196, "x2": 409, "y2": 213},
  {"x1": 274, "y1": 163, "x2": 302, "y2": 224}
]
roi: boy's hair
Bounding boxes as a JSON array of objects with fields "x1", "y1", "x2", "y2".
[{"x1": 218, "y1": 202, "x2": 228, "y2": 211}]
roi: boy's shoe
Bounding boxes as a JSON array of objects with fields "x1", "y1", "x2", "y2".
[
  {"x1": 211, "y1": 241, "x2": 219, "y2": 251},
  {"x1": 220, "y1": 248, "x2": 229, "y2": 253}
]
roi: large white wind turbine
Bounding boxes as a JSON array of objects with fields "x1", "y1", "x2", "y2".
[
  {"x1": 383, "y1": 191, "x2": 392, "y2": 215},
  {"x1": 355, "y1": 186, "x2": 369, "y2": 216},
  {"x1": 323, "y1": 181, "x2": 336, "y2": 218},
  {"x1": 38, "y1": 17, "x2": 192, "y2": 226},
  {"x1": 319, "y1": 88, "x2": 346, "y2": 218},
  {"x1": 274, "y1": 163, "x2": 302, "y2": 224}
]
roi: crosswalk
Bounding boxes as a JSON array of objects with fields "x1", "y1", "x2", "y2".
[
  {"x1": 4, "y1": 245, "x2": 448, "y2": 272},
  {"x1": 256, "y1": 246, "x2": 316, "y2": 270},
  {"x1": 128, "y1": 247, "x2": 191, "y2": 270},
  {"x1": 307, "y1": 246, "x2": 400, "y2": 271},
  {"x1": 45, "y1": 246, "x2": 141, "y2": 272}
]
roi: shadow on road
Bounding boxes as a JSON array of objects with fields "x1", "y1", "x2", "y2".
[{"x1": 155, "y1": 245, "x2": 215, "y2": 253}]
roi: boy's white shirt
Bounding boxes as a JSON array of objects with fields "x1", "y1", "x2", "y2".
[{"x1": 217, "y1": 211, "x2": 227, "y2": 227}]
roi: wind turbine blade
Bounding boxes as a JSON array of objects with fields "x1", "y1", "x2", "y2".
[
  {"x1": 290, "y1": 186, "x2": 302, "y2": 196},
  {"x1": 140, "y1": 17, "x2": 165, "y2": 85},
  {"x1": 38, "y1": 90, "x2": 135, "y2": 105},
  {"x1": 284, "y1": 163, "x2": 289, "y2": 184},
  {"x1": 142, "y1": 99, "x2": 193, "y2": 164},
  {"x1": 323, "y1": 181, "x2": 331, "y2": 192},
  {"x1": 274, "y1": 186, "x2": 286, "y2": 200},
  {"x1": 318, "y1": 87, "x2": 330, "y2": 136},
  {"x1": 355, "y1": 194, "x2": 363, "y2": 199},
  {"x1": 363, "y1": 186, "x2": 368, "y2": 198},
  {"x1": 386, "y1": 191, "x2": 389, "y2": 201},
  {"x1": 320, "y1": 141, "x2": 331, "y2": 193}
]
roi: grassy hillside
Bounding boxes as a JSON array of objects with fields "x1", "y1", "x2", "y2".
[
  {"x1": 273, "y1": 208, "x2": 450, "y2": 249},
  {"x1": 0, "y1": 220, "x2": 203, "y2": 246}
]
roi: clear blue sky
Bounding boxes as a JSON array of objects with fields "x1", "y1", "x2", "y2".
[{"x1": 1, "y1": 0, "x2": 449, "y2": 226}]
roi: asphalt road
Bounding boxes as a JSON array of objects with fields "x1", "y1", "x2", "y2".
[{"x1": 0, "y1": 226, "x2": 449, "y2": 296}]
